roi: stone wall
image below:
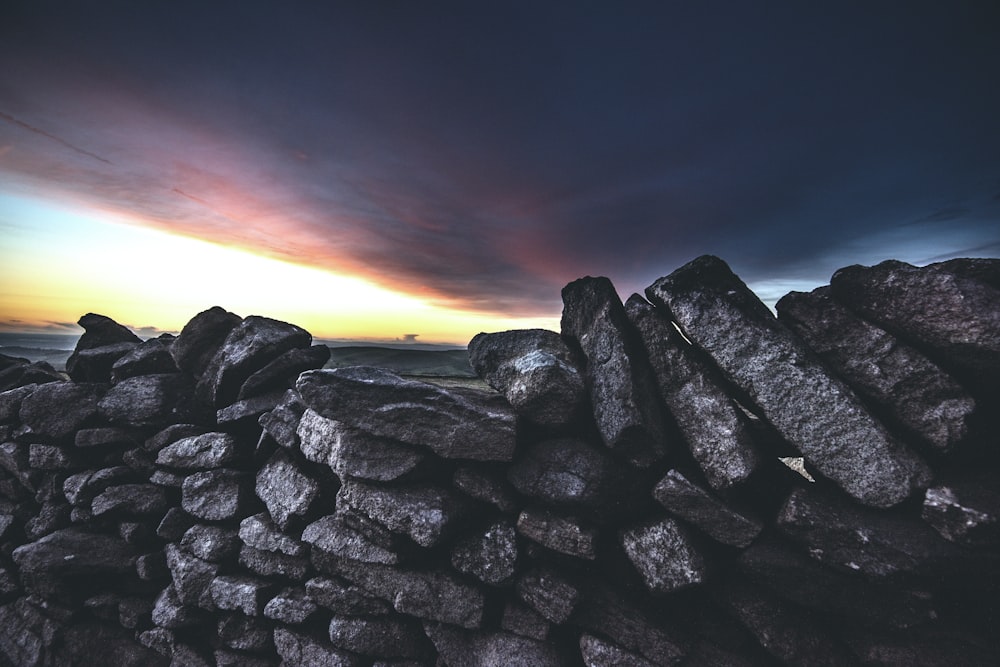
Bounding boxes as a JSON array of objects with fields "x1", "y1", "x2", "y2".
[{"x1": 0, "y1": 255, "x2": 997, "y2": 666}]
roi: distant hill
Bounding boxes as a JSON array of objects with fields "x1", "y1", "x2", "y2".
[{"x1": 323, "y1": 346, "x2": 476, "y2": 378}]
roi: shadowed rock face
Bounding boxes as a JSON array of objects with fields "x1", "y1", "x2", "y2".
[
  {"x1": 646, "y1": 255, "x2": 931, "y2": 508},
  {"x1": 2, "y1": 256, "x2": 999, "y2": 666}
]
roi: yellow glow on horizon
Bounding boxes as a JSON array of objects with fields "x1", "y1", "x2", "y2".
[{"x1": 0, "y1": 194, "x2": 560, "y2": 344}]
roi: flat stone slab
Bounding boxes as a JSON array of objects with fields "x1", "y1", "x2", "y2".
[
  {"x1": 652, "y1": 469, "x2": 762, "y2": 547},
  {"x1": 255, "y1": 449, "x2": 320, "y2": 530},
  {"x1": 450, "y1": 519, "x2": 518, "y2": 585},
  {"x1": 621, "y1": 517, "x2": 705, "y2": 593},
  {"x1": 516, "y1": 509, "x2": 598, "y2": 560},
  {"x1": 507, "y1": 437, "x2": 623, "y2": 508},
  {"x1": 297, "y1": 367, "x2": 517, "y2": 462},
  {"x1": 646, "y1": 255, "x2": 931, "y2": 508},
  {"x1": 156, "y1": 432, "x2": 243, "y2": 470},
  {"x1": 337, "y1": 480, "x2": 468, "y2": 548}
]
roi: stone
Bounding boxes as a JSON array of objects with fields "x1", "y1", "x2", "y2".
[
  {"x1": 98, "y1": 373, "x2": 196, "y2": 427},
  {"x1": 259, "y1": 394, "x2": 305, "y2": 450},
  {"x1": 169, "y1": 306, "x2": 242, "y2": 379},
  {"x1": 338, "y1": 479, "x2": 468, "y2": 548},
  {"x1": 452, "y1": 465, "x2": 518, "y2": 512},
  {"x1": 136, "y1": 552, "x2": 168, "y2": 581},
  {"x1": 468, "y1": 328, "x2": 587, "y2": 426},
  {"x1": 273, "y1": 627, "x2": 364, "y2": 667},
  {"x1": 181, "y1": 469, "x2": 250, "y2": 521},
  {"x1": 652, "y1": 470, "x2": 762, "y2": 547},
  {"x1": 264, "y1": 586, "x2": 317, "y2": 624},
  {"x1": 143, "y1": 423, "x2": 207, "y2": 454},
  {"x1": 75, "y1": 426, "x2": 138, "y2": 449},
  {"x1": 111, "y1": 337, "x2": 179, "y2": 382},
  {"x1": 165, "y1": 543, "x2": 219, "y2": 608},
  {"x1": 508, "y1": 437, "x2": 624, "y2": 508},
  {"x1": 777, "y1": 486, "x2": 972, "y2": 581},
  {"x1": 625, "y1": 294, "x2": 761, "y2": 489},
  {"x1": 210, "y1": 575, "x2": 273, "y2": 615},
  {"x1": 830, "y1": 259, "x2": 1000, "y2": 393},
  {"x1": 19, "y1": 381, "x2": 103, "y2": 440},
  {"x1": 138, "y1": 626, "x2": 175, "y2": 656},
  {"x1": 199, "y1": 315, "x2": 312, "y2": 407},
  {"x1": 217, "y1": 613, "x2": 273, "y2": 651},
  {"x1": 738, "y1": 540, "x2": 936, "y2": 628},
  {"x1": 256, "y1": 449, "x2": 320, "y2": 530},
  {"x1": 305, "y1": 576, "x2": 393, "y2": 616},
  {"x1": 329, "y1": 557, "x2": 485, "y2": 628},
  {"x1": 622, "y1": 516, "x2": 705, "y2": 593},
  {"x1": 156, "y1": 507, "x2": 195, "y2": 541},
  {"x1": 91, "y1": 484, "x2": 168, "y2": 517},
  {"x1": 777, "y1": 286, "x2": 976, "y2": 453},
  {"x1": 715, "y1": 582, "x2": 858, "y2": 666},
  {"x1": 66, "y1": 313, "x2": 142, "y2": 380},
  {"x1": 238, "y1": 344, "x2": 331, "y2": 400},
  {"x1": 0, "y1": 363, "x2": 62, "y2": 392},
  {"x1": 239, "y1": 544, "x2": 311, "y2": 579},
  {"x1": 13, "y1": 527, "x2": 137, "y2": 580},
  {"x1": 119, "y1": 520, "x2": 154, "y2": 544},
  {"x1": 922, "y1": 475, "x2": 1000, "y2": 547},
  {"x1": 28, "y1": 443, "x2": 75, "y2": 470},
  {"x1": 516, "y1": 509, "x2": 598, "y2": 560},
  {"x1": 149, "y1": 469, "x2": 185, "y2": 487},
  {"x1": 516, "y1": 567, "x2": 582, "y2": 623},
  {"x1": 646, "y1": 255, "x2": 931, "y2": 508},
  {"x1": 561, "y1": 276, "x2": 667, "y2": 466},
  {"x1": 450, "y1": 519, "x2": 518, "y2": 585},
  {"x1": 156, "y1": 432, "x2": 243, "y2": 470},
  {"x1": 216, "y1": 390, "x2": 286, "y2": 424},
  {"x1": 24, "y1": 501, "x2": 72, "y2": 540},
  {"x1": 579, "y1": 633, "x2": 659, "y2": 667},
  {"x1": 423, "y1": 622, "x2": 565, "y2": 667},
  {"x1": 118, "y1": 595, "x2": 153, "y2": 628},
  {"x1": 842, "y1": 626, "x2": 998, "y2": 666},
  {"x1": 328, "y1": 614, "x2": 428, "y2": 659},
  {"x1": 240, "y1": 512, "x2": 307, "y2": 557},
  {"x1": 302, "y1": 510, "x2": 403, "y2": 564},
  {"x1": 68, "y1": 341, "x2": 140, "y2": 383},
  {"x1": 501, "y1": 601, "x2": 550, "y2": 640},
  {"x1": 181, "y1": 524, "x2": 241, "y2": 562},
  {"x1": 0, "y1": 385, "x2": 38, "y2": 423},
  {"x1": 297, "y1": 367, "x2": 517, "y2": 462},
  {"x1": 151, "y1": 585, "x2": 203, "y2": 628}
]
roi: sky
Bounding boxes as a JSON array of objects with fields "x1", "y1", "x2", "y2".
[{"x1": 2, "y1": 1, "x2": 999, "y2": 344}]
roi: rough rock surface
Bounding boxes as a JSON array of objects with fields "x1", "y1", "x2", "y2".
[
  {"x1": 507, "y1": 437, "x2": 622, "y2": 508},
  {"x1": 468, "y1": 328, "x2": 587, "y2": 427},
  {"x1": 652, "y1": 469, "x2": 761, "y2": 547},
  {"x1": 621, "y1": 517, "x2": 705, "y2": 593},
  {"x1": 561, "y1": 277, "x2": 666, "y2": 466},
  {"x1": 646, "y1": 255, "x2": 931, "y2": 508},
  {"x1": 255, "y1": 449, "x2": 319, "y2": 530},
  {"x1": 169, "y1": 306, "x2": 242, "y2": 379},
  {"x1": 66, "y1": 313, "x2": 142, "y2": 382}
]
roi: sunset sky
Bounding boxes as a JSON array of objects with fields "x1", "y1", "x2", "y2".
[{"x1": 2, "y1": 2, "x2": 999, "y2": 344}]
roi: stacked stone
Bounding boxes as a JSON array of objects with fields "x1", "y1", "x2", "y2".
[{"x1": 0, "y1": 255, "x2": 998, "y2": 666}]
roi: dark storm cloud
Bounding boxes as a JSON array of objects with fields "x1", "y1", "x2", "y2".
[{"x1": 2, "y1": 0, "x2": 999, "y2": 313}]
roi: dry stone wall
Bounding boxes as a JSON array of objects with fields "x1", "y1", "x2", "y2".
[{"x1": 0, "y1": 255, "x2": 998, "y2": 666}]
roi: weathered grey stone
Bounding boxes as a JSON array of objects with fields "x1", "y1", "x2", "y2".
[
  {"x1": 111, "y1": 337, "x2": 179, "y2": 382},
  {"x1": 165, "y1": 543, "x2": 219, "y2": 608},
  {"x1": 305, "y1": 576, "x2": 393, "y2": 616},
  {"x1": 468, "y1": 328, "x2": 586, "y2": 427},
  {"x1": 239, "y1": 544, "x2": 311, "y2": 579},
  {"x1": 327, "y1": 557, "x2": 485, "y2": 628},
  {"x1": 508, "y1": 437, "x2": 623, "y2": 508},
  {"x1": 842, "y1": 626, "x2": 998, "y2": 666},
  {"x1": 156, "y1": 432, "x2": 243, "y2": 469},
  {"x1": 13, "y1": 527, "x2": 138, "y2": 580},
  {"x1": 181, "y1": 524, "x2": 241, "y2": 562},
  {"x1": 338, "y1": 479, "x2": 468, "y2": 548},
  {"x1": 68, "y1": 341, "x2": 140, "y2": 383},
  {"x1": 516, "y1": 509, "x2": 598, "y2": 560},
  {"x1": 738, "y1": 540, "x2": 937, "y2": 628},
  {"x1": 0, "y1": 361, "x2": 62, "y2": 392},
  {"x1": 777, "y1": 486, "x2": 969, "y2": 580},
  {"x1": 451, "y1": 519, "x2": 518, "y2": 585},
  {"x1": 328, "y1": 614, "x2": 428, "y2": 658},
  {"x1": 452, "y1": 465, "x2": 518, "y2": 513},
  {"x1": 830, "y1": 259, "x2": 1000, "y2": 393},
  {"x1": 216, "y1": 390, "x2": 286, "y2": 424},
  {"x1": 580, "y1": 633, "x2": 659, "y2": 667},
  {"x1": 181, "y1": 469, "x2": 251, "y2": 521},
  {"x1": 138, "y1": 626, "x2": 175, "y2": 656},
  {"x1": 652, "y1": 470, "x2": 762, "y2": 547},
  {"x1": 156, "y1": 506, "x2": 195, "y2": 541},
  {"x1": 74, "y1": 426, "x2": 137, "y2": 449},
  {"x1": 0, "y1": 385, "x2": 38, "y2": 423},
  {"x1": 238, "y1": 344, "x2": 330, "y2": 400},
  {"x1": 217, "y1": 612, "x2": 273, "y2": 651},
  {"x1": 922, "y1": 475, "x2": 1000, "y2": 547},
  {"x1": 625, "y1": 294, "x2": 761, "y2": 489},
  {"x1": 778, "y1": 285, "x2": 976, "y2": 453},
  {"x1": 240, "y1": 512, "x2": 307, "y2": 557},
  {"x1": 302, "y1": 510, "x2": 402, "y2": 564},
  {"x1": 423, "y1": 622, "x2": 565, "y2": 667},
  {"x1": 273, "y1": 627, "x2": 364, "y2": 667},
  {"x1": 646, "y1": 255, "x2": 931, "y2": 508},
  {"x1": 98, "y1": 373, "x2": 196, "y2": 427},
  {"x1": 561, "y1": 276, "x2": 667, "y2": 466},
  {"x1": 143, "y1": 423, "x2": 207, "y2": 453},
  {"x1": 28, "y1": 443, "x2": 75, "y2": 470},
  {"x1": 501, "y1": 600, "x2": 550, "y2": 640},
  {"x1": 136, "y1": 551, "x2": 168, "y2": 581},
  {"x1": 24, "y1": 500, "x2": 72, "y2": 540},
  {"x1": 256, "y1": 448, "x2": 320, "y2": 530},
  {"x1": 309, "y1": 415, "x2": 427, "y2": 482},
  {"x1": 297, "y1": 367, "x2": 517, "y2": 461},
  {"x1": 118, "y1": 520, "x2": 154, "y2": 545},
  {"x1": 199, "y1": 315, "x2": 312, "y2": 407},
  {"x1": 515, "y1": 567, "x2": 582, "y2": 623},
  {"x1": 210, "y1": 575, "x2": 273, "y2": 615},
  {"x1": 91, "y1": 483, "x2": 168, "y2": 517},
  {"x1": 170, "y1": 306, "x2": 242, "y2": 379},
  {"x1": 259, "y1": 394, "x2": 305, "y2": 450},
  {"x1": 622, "y1": 516, "x2": 705, "y2": 593},
  {"x1": 0, "y1": 440, "x2": 37, "y2": 491},
  {"x1": 19, "y1": 381, "x2": 103, "y2": 440},
  {"x1": 264, "y1": 586, "x2": 317, "y2": 624},
  {"x1": 715, "y1": 582, "x2": 858, "y2": 666}
]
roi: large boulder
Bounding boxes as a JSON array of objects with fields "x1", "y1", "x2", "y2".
[
  {"x1": 66, "y1": 313, "x2": 142, "y2": 382},
  {"x1": 169, "y1": 307, "x2": 242, "y2": 379},
  {"x1": 646, "y1": 255, "x2": 931, "y2": 508},
  {"x1": 98, "y1": 373, "x2": 197, "y2": 427},
  {"x1": 19, "y1": 381, "x2": 104, "y2": 440}
]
